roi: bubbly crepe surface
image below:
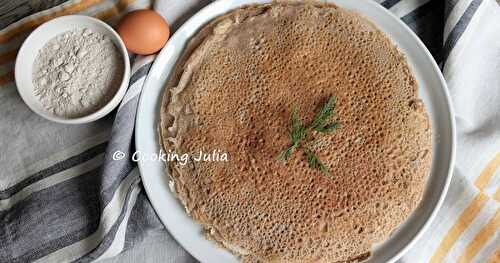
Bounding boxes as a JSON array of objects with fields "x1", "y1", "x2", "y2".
[{"x1": 159, "y1": 2, "x2": 432, "y2": 262}]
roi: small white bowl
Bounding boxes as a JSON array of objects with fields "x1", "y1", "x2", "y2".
[{"x1": 15, "y1": 15, "x2": 130, "y2": 124}]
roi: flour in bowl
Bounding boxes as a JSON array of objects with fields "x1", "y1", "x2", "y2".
[{"x1": 32, "y1": 28, "x2": 124, "y2": 118}]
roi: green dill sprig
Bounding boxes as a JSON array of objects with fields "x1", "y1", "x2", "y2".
[
  {"x1": 276, "y1": 96, "x2": 340, "y2": 174},
  {"x1": 277, "y1": 106, "x2": 306, "y2": 161},
  {"x1": 315, "y1": 122, "x2": 340, "y2": 133},
  {"x1": 290, "y1": 106, "x2": 307, "y2": 142},
  {"x1": 310, "y1": 96, "x2": 340, "y2": 133},
  {"x1": 304, "y1": 148, "x2": 329, "y2": 174}
]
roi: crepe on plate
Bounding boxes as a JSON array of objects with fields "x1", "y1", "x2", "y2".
[{"x1": 159, "y1": 1, "x2": 432, "y2": 262}]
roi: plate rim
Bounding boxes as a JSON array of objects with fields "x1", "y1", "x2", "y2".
[{"x1": 135, "y1": 0, "x2": 457, "y2": 262}]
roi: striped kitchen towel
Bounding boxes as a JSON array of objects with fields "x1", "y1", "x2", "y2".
[
  {"x1": 0, "y1": 0, "x2": 191, "y2": 262},
  {"x1": 0, "y1": 1, "x2": 498, "y2": 263}
]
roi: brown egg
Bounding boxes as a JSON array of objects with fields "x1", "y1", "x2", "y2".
[{"x1": 117, "y1": 9, "x2": 170, "y2": 55}]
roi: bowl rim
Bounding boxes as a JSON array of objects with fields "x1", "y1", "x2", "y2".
[{"x1": 15, "y1": 14, "x2": 131, "y2": 124}]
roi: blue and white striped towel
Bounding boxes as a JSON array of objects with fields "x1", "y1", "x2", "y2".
[{"x1": 0, "y1": 1, "x2": 498, "y2": 263}]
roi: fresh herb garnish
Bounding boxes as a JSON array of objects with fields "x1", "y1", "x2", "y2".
[
  {"x1": 277, "y1": 96, "x2": 340, "y2": 174},
  {"x1": 310, "y1": 96, "x2": 337, "y2": 132},
  {"x1": 304, "y1": 148, "x2": 329, "y2": 174},
  {"x1": 277, "y1": 107, "x2": 306, "y2": 161}
]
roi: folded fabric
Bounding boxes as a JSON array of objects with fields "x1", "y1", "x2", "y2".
[{"x1": 0, "y1": 1, "x2": 498, "y2": 263}]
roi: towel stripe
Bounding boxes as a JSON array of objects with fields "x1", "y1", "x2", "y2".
[
  {"x1": 95, "y1": 0, "x2": 142, "y2": 21},
  {"x1": 442, "y1": 0, "x2": 483, "y2": 62},
  {"x1": 389, "y1": 0, "x2": 431, "y2": 18},
  {"x1": 34, "y1": 170, "x2": 140, "y2": 263},
  {"x1": 475, "y1": 153, "x2": 500, "y2": 190},
  {"x1": 0, "y1": 0, "x2": 104, "y2": 43},
  {"x1": 0, "y1": 0, "x2": 140, "y2": 84},
  {"x1": 429, "y1": 192, "x2": 489, "y2": 263},
  {"x1": 128, "y1": 61, "x2": 154, "y2": 86},
  {"x1": 444, "y1": 0, "x2": 475, "y2": 41},
  {"x1": 401, "y1": 0, "x2": 434, "y2": 25},
  {"x1": 445, "y1": 0, "x2": 461, "y2": 19},
  {"x1": 118, "y1": 60, "x2": 153, "y2": 111},
  {"x1": 0, "y1": 70, "x2": 13, "y2": 85},
  {"x1": 0, "y1": 153, "x2": 104, "y2": 211},
  {"x1": 0, "y1": 142, "x2": 107, "y2": 199},
  {"x1": 0, "y1": 167, "x2": 103, "y2": 263},
  {"x1": 430, "y1": 152, "x2": 500, "y2": 262},
  {"x1": 457, "y1": 208, "x2": 500, "y2": 263},
  {"x1": 0, "y1": 49, "x2": 16, "y2": 64},
  {"x1": 0, "y1": 61, "x2": 13, "y2": 75},
  {"x1": 12, "y1": 130, "x2": 109, "y2": 182},
  {"x1": 86, "y1": 179, "x2": 141, "y2": 261},
  {"x1": 381, "y1": 0, "x2": 401, "y2": 9},
  {"x1": 487, "y1": 247, "x2": 500, "y2": 263},
  {"x1": 94, "y1": 192, "x2": 140, "y2": 261}
]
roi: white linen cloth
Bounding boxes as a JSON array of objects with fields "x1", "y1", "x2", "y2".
[
  {"x1": 0, "y1": 1, "x2": 498, "y2": 263},
  {"x1": 108, "y1": 1, "x2": 500, "y2": 262}
]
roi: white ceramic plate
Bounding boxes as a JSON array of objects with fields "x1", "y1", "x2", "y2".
[{"x1": 135, "y1": 1, "x2": 456, "y2": 262}]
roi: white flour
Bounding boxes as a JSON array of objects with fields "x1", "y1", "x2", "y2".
[{"x1": 32, "y1": 28, "x2": 124, "y2": 118}]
